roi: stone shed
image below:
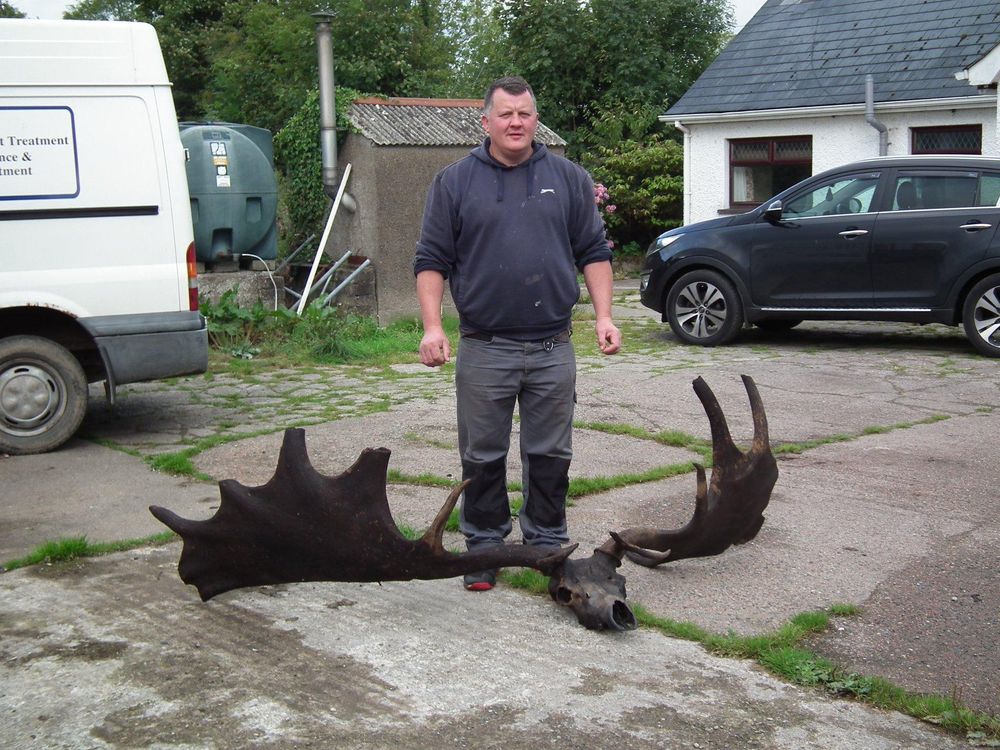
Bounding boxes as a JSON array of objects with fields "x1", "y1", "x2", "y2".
[{"x1": 327, "y1": 97, "x2": 566, "y2": 324}]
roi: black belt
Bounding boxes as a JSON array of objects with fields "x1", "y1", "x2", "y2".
[{"x1": 462, "y1": 330, "x2": 572, "y2": 346}]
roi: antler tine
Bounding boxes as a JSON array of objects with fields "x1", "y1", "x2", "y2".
[
  {"x1": 741, "y1": 373, "x2": 771, "y2": 454},
  {"x1": 419, "y1": 480, "x2": 470, "y2": 556},
  {"x1": 606, "y1": 531, "x2": 672, "y2": 565},
  {"x1": 692, "y1": 376, "x2": 741, "y2": 466}
]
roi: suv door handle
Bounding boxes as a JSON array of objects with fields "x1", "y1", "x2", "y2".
[
  {"x1": 959, "y1": 222, "x2": 992, "y2": 232},
  {"x1": 838, "y1": 229, "x2": 869, "y2": 238}
]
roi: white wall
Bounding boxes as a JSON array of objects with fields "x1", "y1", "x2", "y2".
[{"x1": 681, "y1": 103, "x2": 1000, "y2": 224}]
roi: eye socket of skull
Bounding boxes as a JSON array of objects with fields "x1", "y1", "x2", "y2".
[{"x1": 555, "y1": 586, "x2": 574, "y2": 604}]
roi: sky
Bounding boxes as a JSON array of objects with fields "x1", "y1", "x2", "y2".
[{"x1": 14, "y1": 0, "x2": 769, "y2": 29}]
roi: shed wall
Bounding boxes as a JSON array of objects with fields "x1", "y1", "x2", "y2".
[
  {"x1": 328, "y1": 136, "x2": 564, "y2": 324},
  {"x1": 328, "y1": 138, "x2": 470, "y2": 323}
]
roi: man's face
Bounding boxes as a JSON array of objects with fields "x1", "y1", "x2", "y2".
[{"x1": 482, "y1": 88, "x2": 538, "y2": 166}]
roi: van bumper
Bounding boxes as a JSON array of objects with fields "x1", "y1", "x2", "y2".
[{"x1": 81, "y1": 311, "x2": 208, "y2": 385}]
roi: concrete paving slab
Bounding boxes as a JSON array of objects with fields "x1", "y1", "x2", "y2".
[
  {"x1": 0, "y1": 547, "x2": 964, "y2": 749},
  {"x1": 2, "y1": 284, "x2": 998, "y2": 744},
  {"x1": 0, "y1": 441, "x2": 217, "y2": 562},
  {"x1": 561, "y1": 411, "x2": 1000, "y2": 717},
  {"x1": 192, "y1": 406, "x2": 700, "y2": 488}
]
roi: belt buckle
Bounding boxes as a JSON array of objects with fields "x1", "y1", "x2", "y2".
[{"x1": 543, "y1": 339, "x2": 554, "y2": 352}]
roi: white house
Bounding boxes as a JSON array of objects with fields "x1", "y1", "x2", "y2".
[{"x1": 666, "y1": 0, "x2": 1000, "y2": 224}]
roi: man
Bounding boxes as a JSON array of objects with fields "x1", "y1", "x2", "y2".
[{"x1": 414, "y1": 76, "x2": 620, "y2": 591}]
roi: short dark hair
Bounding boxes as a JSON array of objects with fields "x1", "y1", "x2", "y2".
[{"x1": 483, "y1": 76, "x2": 536, "y2": 113}]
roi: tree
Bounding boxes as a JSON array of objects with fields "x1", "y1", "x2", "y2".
[
  {"x1": 64, "y1": 0, "x2": 140, "y2": 19},
  {"x1": 498, "y1": 0, "x2": 599, "y2": 148},
  {"x1": 585, "y1": 0, "x2": 729, "y2": 143},
  {"x1": 440, "y1": 0, "x2": 509, "y2": 97},
  {"x1": 495, "y1": 0, "x2": 728, "y2": 152},
  {"x1": 325, "y1": 0, "x2": 456, "y2": 97},
  {"x1": 66, "y1": 0, "x2": 228, "y2": 119},
  {"x1": 1, "y1": 0, "x2": 26, "y2": 16},
  {"x1": 201, "y1": 0, "x2": 319, "y2": 133},
  {"x1": 202, "y1": 0, "x2": 461, "y2": 132}
]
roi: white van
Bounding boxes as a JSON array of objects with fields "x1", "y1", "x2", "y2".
[{"x1": 0, "y1": 20, "x2": 208, "y2": 455}]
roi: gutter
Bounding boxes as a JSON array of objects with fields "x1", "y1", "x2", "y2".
[
  {"x1": 674, "y1": 120, "x2": 692, "y2": 225},
  {"x1": 864, "y1": 75, "x2": 888, "y2": 156},
  {"x1": 662, "y1": 94, "x2": 997, "y2": 125}
]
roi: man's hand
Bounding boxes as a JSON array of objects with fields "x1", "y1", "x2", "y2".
[
  {"x1": 416, "y1": 270, "x2": 450, "y2": 367},
  {"x1": 419, "y1": 326, "x2": 451, "y2": 367},
  {"x1": 595, "y1": 317, "x2": 621, "y2": 355}
]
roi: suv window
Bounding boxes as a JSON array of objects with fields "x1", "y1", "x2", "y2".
[
  {"x1": 980, "y1": 173, "x2": 1000, "y2": 207},
  {"x1": 890, "y1": 172, "x2": 980, "y2": 210},
  {"x1": 783, "y1": 173, "x2": 879, "y2": 217}
]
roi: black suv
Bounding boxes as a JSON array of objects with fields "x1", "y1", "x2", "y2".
[{"x1": 639, "y1": 156, "x2": 1000, "y2": 357}]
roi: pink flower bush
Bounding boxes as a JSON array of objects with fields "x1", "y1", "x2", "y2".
[
  {"x1": 594, "y1": 183, "x2": 615, "y2": 248},
  {"x1": 594, "y1": 182, "x2": 611, "y2": 206}
]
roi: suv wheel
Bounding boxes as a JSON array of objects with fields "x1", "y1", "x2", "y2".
[
  {"x1": 962, "y1": 273, "x2": 1000, "y2": 357},
  {"x1": 665, "y1": 270, "x2": 744, "y2": 346}
]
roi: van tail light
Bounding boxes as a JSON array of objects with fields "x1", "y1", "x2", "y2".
[{"x1": 186, "y1": 242, "x2": 200, "y2": 311}]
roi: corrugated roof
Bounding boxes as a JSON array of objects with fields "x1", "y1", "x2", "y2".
[
  {"x1": 347, "y1": 97, "x2": 566, "y2": 147},
  {"x1": 668, "y1": 0, "x2": 1000, "y2": 116}
]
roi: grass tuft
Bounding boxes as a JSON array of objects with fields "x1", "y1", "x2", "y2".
[
  {"x1": 500, "y1": 568, "x2": 551, "y2": 595},
  {"x1": 2, "y1": 531, "x2": 177, "y2": 572}
]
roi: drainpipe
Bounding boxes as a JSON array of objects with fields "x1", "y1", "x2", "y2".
[
  {"x1": 864, "y1": 75, "x2": 889, "y2": 156},
  {"x1": 313, "y1": 11, "x2": 356, "y2": 212},
  {"x1": 674, "y1": 120, "x2": 692, "y2": 224}
]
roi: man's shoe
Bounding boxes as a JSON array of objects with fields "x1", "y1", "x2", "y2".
[{"x1": 463, "y1": 569, "x2": 497, "y2": 591}]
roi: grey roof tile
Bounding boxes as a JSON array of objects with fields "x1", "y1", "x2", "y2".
[
  {"x1": 347, "y1": 97, "x2": 566, "y2": 147},
  {"x1": 668, "y1": 0, "x2": 1000, "y2": 116}
]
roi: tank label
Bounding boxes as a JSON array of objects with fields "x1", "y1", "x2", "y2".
[
  {"x1": 0, "y1": 106, "x2": 80, "y2": 201},
  {"x1": 211, "y1": 140, "x2": 230, "y2": 188}
]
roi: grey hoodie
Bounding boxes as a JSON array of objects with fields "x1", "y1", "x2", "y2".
[{"x1": 414, "y1": 140, "x2": 611, "y2": 340}]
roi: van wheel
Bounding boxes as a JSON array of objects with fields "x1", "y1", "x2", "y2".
[
  {"x1": 0, "y1": 336, "x2": 88, "y2": 455},
  {"x1": 665, "y1": 270, "x2": 744, "y2": 346},
  {"x1": 962, "y1": 274, "x2": 1000, "y2": 357}
]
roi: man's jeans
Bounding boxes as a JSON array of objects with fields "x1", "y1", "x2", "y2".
[{"x1": 455, "y1": 333, "x2": 575, "y2": 550}]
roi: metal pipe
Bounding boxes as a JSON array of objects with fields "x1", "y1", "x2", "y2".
[
  {"x1": 273, "y1": 233, "x2": 316, "y2": 275},
  {"x1": 295, "y1": 164, "x2": 353, "y2": 315},
  {"x1": 321, "y1": 258, "x2": 371, "y2": 307},
  {"x1": 286, "y1": 251, "x2": 352, "y2": 303},
  {"x1": 865, "y1": 75, "x2": 889, "y2": 156},
  {"x1": 312, "y1": 11, "x2": 356, "y2": 211}
]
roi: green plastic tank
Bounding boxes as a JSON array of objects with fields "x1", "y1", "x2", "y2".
[{"x1": 179, "y1": 122, "x2": 278, "y2": 265}]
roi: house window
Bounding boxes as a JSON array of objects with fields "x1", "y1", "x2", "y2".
[
  {"x1": 911, "y1": 125, "x2": 982, "y2": 155},
  {"x1": 730, "y1": 136, "x2": 812, "y2": 208}
]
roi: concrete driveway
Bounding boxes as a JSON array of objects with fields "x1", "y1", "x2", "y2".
[{"x1": 1, "y1": 285, "x2": 997, "y2": 748}]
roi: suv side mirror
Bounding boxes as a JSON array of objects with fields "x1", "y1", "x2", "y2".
[{"x1": 763, "y1": 200, "x2": 783, "y2": 223}]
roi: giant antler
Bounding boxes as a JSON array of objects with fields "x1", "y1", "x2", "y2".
[
  {"x1": 150, "y1": 430, "x2": 575, "y2": 601},
  {"x1": 608, "y1": 374, "x2": 778, "y2": 566},
  {"x1": 546, "y1": 374, "x2": 778, "y2": 629},
  {"x1": 150, "y1": 376, "x2": 778, "y2": 631}
]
